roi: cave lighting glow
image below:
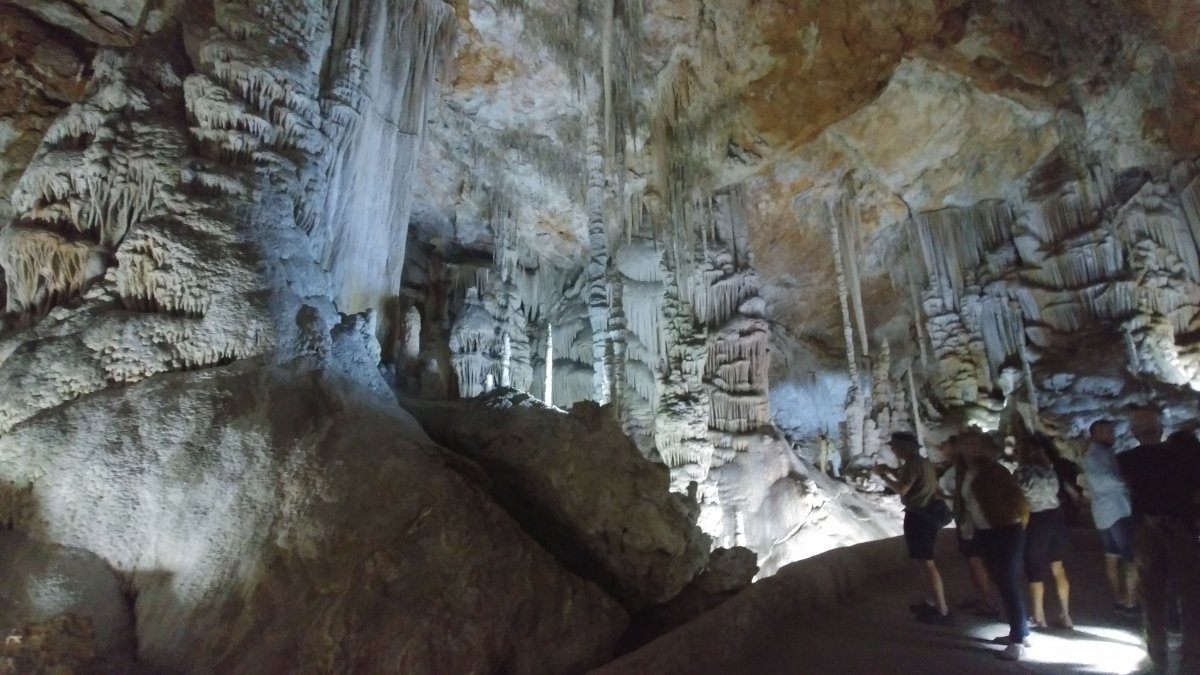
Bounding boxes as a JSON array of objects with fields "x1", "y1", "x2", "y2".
[{"x1": 967, "y1": 624, "x2": 1148, "y2": 674}]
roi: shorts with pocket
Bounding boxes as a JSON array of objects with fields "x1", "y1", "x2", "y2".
[{"x1": 1100, "y1": 515, "x2": 1135, "y2": 560}]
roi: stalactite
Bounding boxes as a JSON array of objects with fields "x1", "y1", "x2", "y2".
[
  {"x1": 911, "y1": 201, "x2": 1014, "y2": 309},
  {"x1": 837, "y1": 192, "x2": 870, "y2": 358},
  {"x1": 906, "y1": 367, "x2": 925, "y2": 447},
  {"x1": 826, "y1": 200, "x2": 863, "y2": 459}
]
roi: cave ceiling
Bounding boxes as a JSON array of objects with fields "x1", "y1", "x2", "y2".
[{"x1": 400, "y1": 0, "x2": 1200, "y2": 366}]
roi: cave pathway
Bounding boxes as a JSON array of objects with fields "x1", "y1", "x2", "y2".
[{"x1": 723, "y1": 531, "x2": 1175, "y2": 675}]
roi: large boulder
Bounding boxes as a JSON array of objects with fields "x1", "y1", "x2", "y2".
[
  {"x1": 403, "y1": 391, "x2": 711, "y2": 609},
  {"x1": 0, "y1": 362, "x2": 627, "y2": 675}
]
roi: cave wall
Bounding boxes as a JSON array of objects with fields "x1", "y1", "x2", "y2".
[{"x1": 1, "y1": 0, "x2": 1199, "y2": 668}]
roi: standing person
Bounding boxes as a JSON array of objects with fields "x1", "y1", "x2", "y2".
[
  {"x1": 1080, "y1": 419, "x2": 1139, "y2": 614},
  {"x1": 1015, "y1": 436, "x2": 1072, "y2": 629},
  {"x1": 1117, "y1": 407, "x2": 1200, "y2": 674},
  {"x1": 1042, "y1": 435, "x2": 1085, "y2": 526},
  {"x1": 874, "y1": 431, "x2": 953, "y2": 625},
  {"x1": 937, "y1": 436, "x2": 997, "y2": 616},
  {"x1": 957, "y1": 430, "x2": 1032, "y2": 661}
]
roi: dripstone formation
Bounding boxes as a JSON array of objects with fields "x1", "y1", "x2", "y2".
[{"x1": 0, "y1": 0, "x2": 1198, "y2": 672}]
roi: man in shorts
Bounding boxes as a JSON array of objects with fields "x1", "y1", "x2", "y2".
[
  {"x1": 1080, "y1": 419, "x2": 1138, "y2": 614},
  {"x1": 875, "y1": 431, "x2": 951, "y2": 625}
]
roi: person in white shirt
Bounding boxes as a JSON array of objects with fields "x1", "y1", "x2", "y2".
[{"x1": 1079, "y1": 419, "x2": 1138, "y2": 613}]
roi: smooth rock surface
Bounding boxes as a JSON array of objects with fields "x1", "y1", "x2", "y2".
[
  {"x1": 403, "y1": 390, "x2": 711, "y2": 609},
  {"x1": 0, "y1": 362, "x2": 627, "y2": 675}
]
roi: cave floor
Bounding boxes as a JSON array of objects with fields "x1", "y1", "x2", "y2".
[{"x1": 724, "y1": 531, "x2": 1176, "y2": 675}]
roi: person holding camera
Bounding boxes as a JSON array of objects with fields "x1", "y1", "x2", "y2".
[{"x1": 874, "y1": 431, "x2": 953, "y2": 625}]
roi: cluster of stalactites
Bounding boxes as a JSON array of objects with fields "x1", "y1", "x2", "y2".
[
  {"x1": 2, "y1": 50, "x2": 162, "y2": 318},
  {"x1": 906, "y1": 159, "x2": 1200, "y2": 416},
  {"x1": 908, "y1": 200, "x2": 1016, "y2": 313},
  {"x1": 449, "y1": 274, "x2": 533, "y2": 399}
]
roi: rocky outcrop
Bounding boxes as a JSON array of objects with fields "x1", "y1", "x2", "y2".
[
  {"x1": 403, "y1": 390, "x2": 710, "y2": 609},
  {"x1": 693, "y1": 546, "x2": 758, "y2": 595},
  {"x1": 616, "y1": 545, "x2": 760, "y2": 655},
  {"x1": 1, "y1": 613, "x2": 105, "y2": 675},
  {"x1": 0, "y1": 531, "x2": 135, "y2": 673},
  {"x1": 0, "y1": 363, "x2": 627, "y2": 674}
]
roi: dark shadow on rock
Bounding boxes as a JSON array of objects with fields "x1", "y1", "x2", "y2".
[{"x1": 0, "y1": 484, "x2": 140, "y2": 674}]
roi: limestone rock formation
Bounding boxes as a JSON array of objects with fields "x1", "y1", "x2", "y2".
[
  {"x1": 0, "y1": 531, "x2": 135, "y2": 673},
  {"x1": 404, "y1": 390, "x2": 710, "y2": 609},
  {"x1": 0, "y1": 362, "x2": 627, "y2": 674},
  {"x1": 2, "y1": 0, "x2": 1200, "y2": 670},
  {"x1": 693, "y1": 546, "x2": 758, "y2": 595},
  {"x1": 1, "y1": 613, "x2": 104, "y2": 675}
]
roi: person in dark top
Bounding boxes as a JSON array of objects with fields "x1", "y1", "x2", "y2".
[
  {"x1": 874, "y1": 431, "x2": 952, "y2": 625},
  {"x1": 1036, "y1": 433, "x2": 1084, "y2": 526},
  {"x1": 957, "y1": 430, "x2": 1031, "y2": 661},
  {"x1": 1117, "y1": 407, "x2": 1200, "y2": 673},
  {"x1": 1015, "y1": 436, "x2": 1072, "y2": 629}
]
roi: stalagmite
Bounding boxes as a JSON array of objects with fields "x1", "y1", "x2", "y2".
[
  {"x1": 403, "y1": 305, "x2": 421, "y2": 361},
  {"x1": 501, "y1": 332, "x2": 512, "y2": 388},
  {"x1": 585, "y1": 119, "x2": 612, "y2": 404},
  {"x1": 545, "y1": 323, "x2": 554, "y2": 406}
]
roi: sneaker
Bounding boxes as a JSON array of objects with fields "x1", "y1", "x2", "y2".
[
  {"x1": 1000, "y1": 643, "x2": 1026, "y2": 661},
  {"x1": 916, "y1": 611, "x2": 952, "y2": 626},
  {"x1": 990, "y1": 636, "x2": 1031, "y2": 647}
]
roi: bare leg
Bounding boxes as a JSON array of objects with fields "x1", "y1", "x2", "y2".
[
  {"x1": 1029, "y1": 581, "x2": 1047, "y2": 626},
  {"x1": 918, "y1": 560, "x2": 949, "y2": 615},
  {"x1": 1104, "y1": 554, "x2": 1123, "y2": 605},
  {"x1": 1051, "y1": 561, "x2": 1072, "y2": 627},
  {"x1": 967, "y1": 556, "x2": 994, "y2": 609},
  {"x1": 1124, "y1": 561, "x2": 1139, "y2": 608}
]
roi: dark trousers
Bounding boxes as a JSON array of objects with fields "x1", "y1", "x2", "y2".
[
  {"x1": 1135, "y1": 517, "x2": 1200, "y2": 671},
  {"x1": 979, "y1": 523, "x2": 1029, "y2": 642}
]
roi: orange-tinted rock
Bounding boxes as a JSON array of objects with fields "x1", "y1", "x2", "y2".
[{"x1": 738, "y1": 0, "x2": 967, "y2": 154}]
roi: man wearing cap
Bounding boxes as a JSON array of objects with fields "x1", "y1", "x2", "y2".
[
  {"x1": 874, "y1": 431, "x2": 952, "y2": 624},
  {"x1": 1117, "y1": 407, "x2": 1200, "y2": 673}
]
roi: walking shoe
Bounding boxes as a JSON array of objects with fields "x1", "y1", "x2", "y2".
[
  {"x1": 990, "y1": 636, "x2": 1031, "y2": 647},
  {"x1": 999, "y1": 643, "x2": 1025, "y2": 661},
  {"x1": 916, "y1": 611, "x2": 952, "y2": 626}
]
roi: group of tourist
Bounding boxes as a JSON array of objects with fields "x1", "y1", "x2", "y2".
[{"x1": 874, "y1": 406, "x2": 1200, "y2": 670}]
